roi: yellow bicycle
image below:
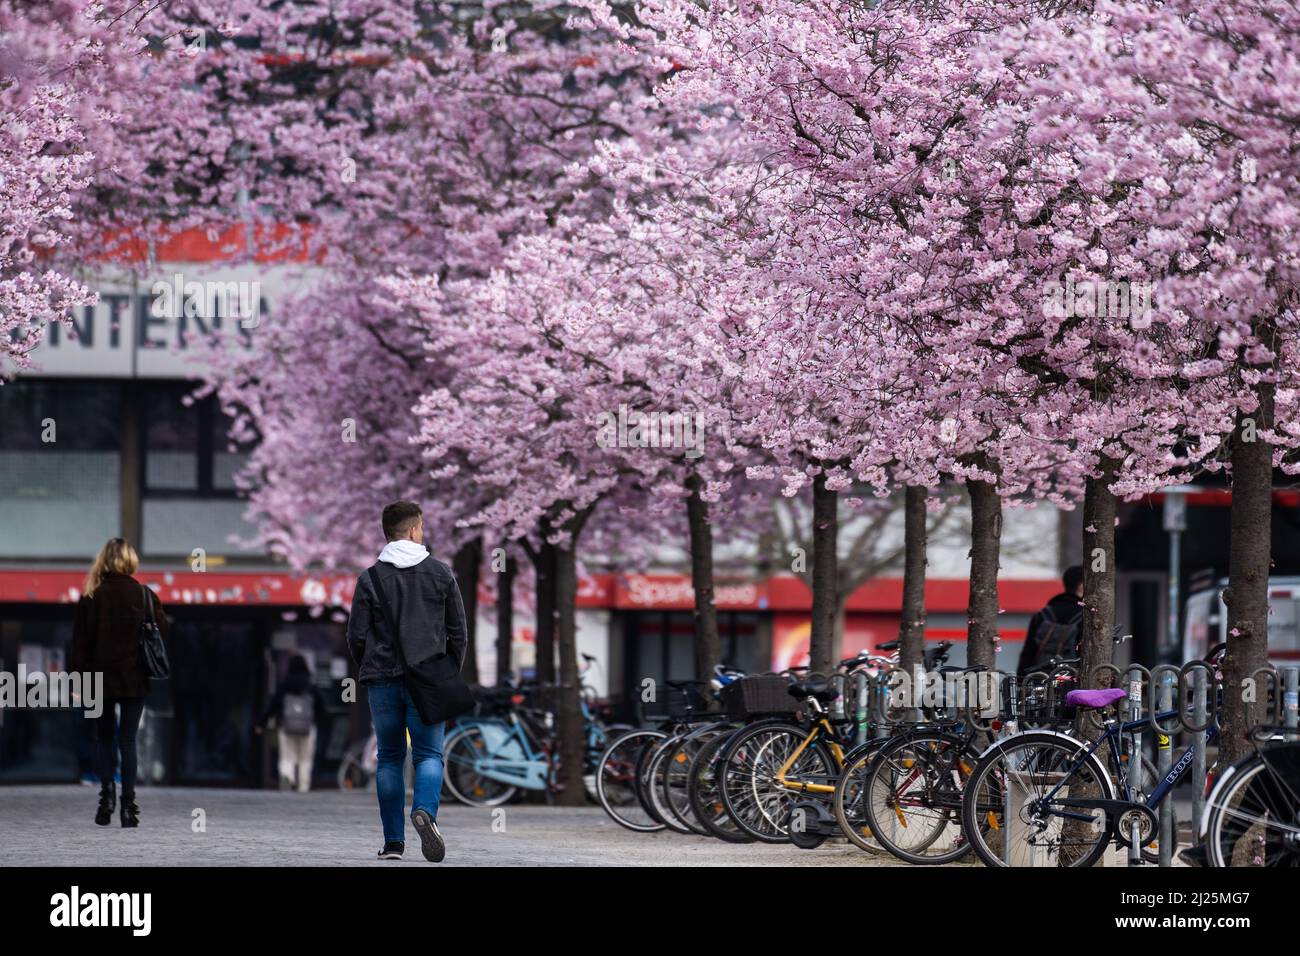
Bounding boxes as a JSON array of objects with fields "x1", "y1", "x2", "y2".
[{"x1": 716, "y1": 675, "x2": 857, "y2": 846}]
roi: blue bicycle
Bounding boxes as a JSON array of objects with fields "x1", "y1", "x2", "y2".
[
  {"x1": 960, "y1": 683, "x2": 1217, "y2": 867},
  {"x1": 443, "y1": 672, "x2": 630, "y2": 807}
]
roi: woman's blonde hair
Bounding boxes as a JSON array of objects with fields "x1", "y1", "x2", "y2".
[{"x1": 84, "y1": 538, "x2": 139, "y2": 597}]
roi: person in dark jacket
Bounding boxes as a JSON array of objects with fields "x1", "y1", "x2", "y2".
[
  {"x1": 1017, "y1": 565, "x2": 1085, "y2": 675},
  {"x1": 254, "y1": 654, "x2": 326, "y2": 792},
  {"x1": 346, "y1": 500, "x2": 467, "y2": 863},
  {"x1": 69, "y1": 537, "x2": 169, "y2": 828}
]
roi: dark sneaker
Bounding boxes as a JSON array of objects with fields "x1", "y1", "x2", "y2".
[
  {"x1": 411, "y1": 809, "x2": 445, "y2": 863},
  {"x1": 377, "y1": 841, "x2": 404, "y2": 860},
  {"x1": 120, "y1": 800, "x2": 139, "y2": 829}
]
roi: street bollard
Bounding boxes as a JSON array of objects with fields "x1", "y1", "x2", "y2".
[
  {"x1": 1127, "y1": 665, "x2": 1144, "y2": 816},
  {"x1": 1192, "y1": 668, "x2": 1207, "y2": 843},
  {"x1": 1285, "y1": 667, "x2": 1299, "y2": 738},
  {"x1": 853, "y1": 671, "x2": 870, "y2": 747},
  {"x1": 1156, "y1": 673, "x2": 1173, "y2": 867},
  {"x1": 831, "y1": 673, "x2": 846, "y2": 722}
]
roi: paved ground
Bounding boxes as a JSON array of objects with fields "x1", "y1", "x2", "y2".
[{"x1": 0, "y1": 786, "x2": 902, "y2": 867}]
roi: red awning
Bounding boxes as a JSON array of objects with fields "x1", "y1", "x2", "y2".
[{"x1": 0, "y1": 568, "x2": 1060, "y2": 613}]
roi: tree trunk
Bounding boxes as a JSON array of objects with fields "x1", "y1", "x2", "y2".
[
  {"x1": 1061, "y1": 458, "x2": 1118, "y2": 867},
  {"x1": 1221, "y1": 378, "x2": 1275, "y2": 764},
  {"x1": 452, "y1": 537, "x2": 481, "y2": 686},
  {"x1": 1078, "y1": 458, "x2": 1118, "y2": 693},
  {"x1": 495, "y1": 553, "x2": 516, "y2": 686},
  {"x1": 553, "y1": 515, "x2": 591, "y2": 806},
  {"x1": 810, "y1": 470, "x2": 840, "y2": 675},
  {"x1": 898, "y1": 485, "x2": 929, "y2": 674},
  {"x1": 530, "y1": 539, "x2": 557, "y2": 685},
  {"x1": 965, "y1": 477, "x2": 1002, "y2": 671},
  {"x1": 686, "y1": 472, "x2": 721, "y2": 679}
]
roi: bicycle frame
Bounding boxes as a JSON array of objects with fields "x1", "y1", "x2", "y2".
[
  {"x1": 457, "y1": 712, "x2": 550, "y2": 791},
  {"x1": 1037, "y1": 710, "x2": 1217, "y2": 820},
  {"x1": 773, "y1": 714, "x2": 850, "y2": 795}
]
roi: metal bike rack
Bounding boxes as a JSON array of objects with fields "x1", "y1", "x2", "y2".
[
  {"x1": 1154, "y1": 670, "x2": 1176, "y2": 868},
  {"x1": 1286, "y1": 667, "x2": 1300, "y2": 734},
  {"x1": 850, "y1": 670, "x2": 871, "y2": 746},
  {"x1": 832, "y1": 670, "x2": 875, "y2": 747},
  {"x1": 956, "y1": 670, "x2": 1005, "y2": 734},
  {"x1": 1248, "y1": 665, "x2": 1300, "y2": 738},
  {"x1": 1189, "y1": 667, "x2": 1209, "y2": 837}
]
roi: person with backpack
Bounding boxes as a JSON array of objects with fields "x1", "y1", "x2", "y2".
[
  {"x1": 1017, "y1": 565, "x2": 1086, "y2": 675},
  {"x1": 255, "y1": 654, "x2": 325, "y2": 792},
  {"x1": 346, "y1": 500, "x2": 469, "y2": 863}
]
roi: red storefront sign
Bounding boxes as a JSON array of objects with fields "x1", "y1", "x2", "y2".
[{"x1": 0, "y1": 568, "x2": 1059, "y2": 615}]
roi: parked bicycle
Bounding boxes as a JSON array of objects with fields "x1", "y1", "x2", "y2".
[
  {"x1": 1197, "y1": 725, "x2": 1300, "y2": 867},
  {"x1": 957, "y1": 645, "x2": 1225, "y2": 867},
  {"x1": 595, "y1": 668, "x2": 744, "y2": 834},
  {"x1": 442, "y1": 656, "x2": 631, "y2": 807}
]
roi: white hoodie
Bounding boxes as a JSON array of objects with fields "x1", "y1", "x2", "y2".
[{"x1": 376, "y1": 539, "x2": 429, "y2": 569}]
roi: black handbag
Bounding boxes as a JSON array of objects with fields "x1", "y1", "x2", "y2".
[
  {"x1": 138, "y1": 583, "x2": 170, "y2": 680},
  {"x1": 366, "y1": 567, "x2": 474, "y2": 726}
]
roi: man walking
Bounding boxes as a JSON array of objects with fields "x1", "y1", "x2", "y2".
[
  {"x1": 1016, "y1": 565, "x2": 1085, "y2": 675},
  {"x1": 347, "y1": 501, "x2": 468, "y2": 862}
]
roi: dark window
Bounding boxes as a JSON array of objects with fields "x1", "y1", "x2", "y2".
[
  {"x1": 140, "y1": 382, "x2": 253, "y2": 498},
  {"x1": 143, "y1": 384, "x2": 200, "y2": 490},
  {"x1": 0, "y1": 380, "x2": 120, "y2": 451},
  {"x1": 0, "y1": 380, "x2": 122, "y2": 558}
]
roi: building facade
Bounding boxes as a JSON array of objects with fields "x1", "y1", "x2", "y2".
[{"x1": 2, "y1": 231, "x2": 1073, "y2": 786}]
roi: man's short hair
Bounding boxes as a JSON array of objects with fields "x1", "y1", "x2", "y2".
[
  {"x1": 1063, "y1": 565, "x2": 1085, "y2": 593},
  {"x1": 382, "y1": 501, "x2": 422, "y2": 541}
]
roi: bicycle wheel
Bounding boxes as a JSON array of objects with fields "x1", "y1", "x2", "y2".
[
  {"x1": 861, "y1": 731, "x2": 977, "y2": 864},
  {"x1": 645, "y1": 733, "x2": 694, "y2": 835},
  {"x1": 830, "y1": 738, "x2": 889, "y2": 854},
  {"x1": 586, "y1": 722, "x2": 636, "y2": 795},
  {"x1": 442, "y1": 725, "x2": 520, "y2": 807},
  {"x1": 661, "y1": 724, "x2": 731, "y2": 837},
  {"x1": 340, "y1": 742, "x2": 413, "y2": 792},
  {"x1": 719, "y1": 722, "x2": 838, "y2": 844},
  {"x1": 1206, "y1": 741, "x2": 1300, "y2": 867},
  {"x1": 338, "y1": 743, "x2": 372, "y2": 791},
  {"x1": 596, "y1": 728, "x2": 668, "y2": 832},
  {"x1": 687, "y1": 727, "x2": 754, "y2": 844},
  {"x1": 961, "y1": 731, "x2": 1115, "y2": 867}
]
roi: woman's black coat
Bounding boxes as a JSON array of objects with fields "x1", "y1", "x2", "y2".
[{"x1": 70, "y1": 571, "x2": 171, "y2": 699}]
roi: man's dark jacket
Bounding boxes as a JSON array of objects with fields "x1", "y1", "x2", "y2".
[
  {"x1": 1016, "y1": 591, "x2": 1084, "y2": 675},
  {"x1": 346, "y1": 555, "x2": 468, "y2": 684},
  {"x1": 70, "y1": 572, "x2": 171, "y2": 698}
]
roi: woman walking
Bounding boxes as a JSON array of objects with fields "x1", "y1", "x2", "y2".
[{"x1": 69, "y1": 538, "x2": 169, "y2": 828}]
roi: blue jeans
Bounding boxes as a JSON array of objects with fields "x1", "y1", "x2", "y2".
[{"x1": 366, "y1": 679, "x2": 445, "y2": 843}]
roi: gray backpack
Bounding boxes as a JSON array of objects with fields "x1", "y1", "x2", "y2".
[{"x1": 281, "y1": 692, "x2": 315, "y2": 736}]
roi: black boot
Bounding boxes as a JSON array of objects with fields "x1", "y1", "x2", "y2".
[
  {"x1": 120, "y1": 797, "x2": 139, "y2": 829},
  {"x1": 95, "y1": 784, "x2": 116, "y2": 826}
]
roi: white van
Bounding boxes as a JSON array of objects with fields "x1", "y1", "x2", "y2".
[{"x1": 1183, "y1": 576, "x2": 1300, "y2": 666}]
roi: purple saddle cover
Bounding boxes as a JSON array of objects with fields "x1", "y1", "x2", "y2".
[{"x1": 1064, "y1": 687, "x2": 1127, "y2": 709}]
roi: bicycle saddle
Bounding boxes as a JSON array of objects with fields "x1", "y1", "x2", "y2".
[
  {"x1": 1064, "y1": 687, "x2": 1126, "y2": 710},
  {"x1": 787, "y1": 677, "x2": 837, "y2": 702}
]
